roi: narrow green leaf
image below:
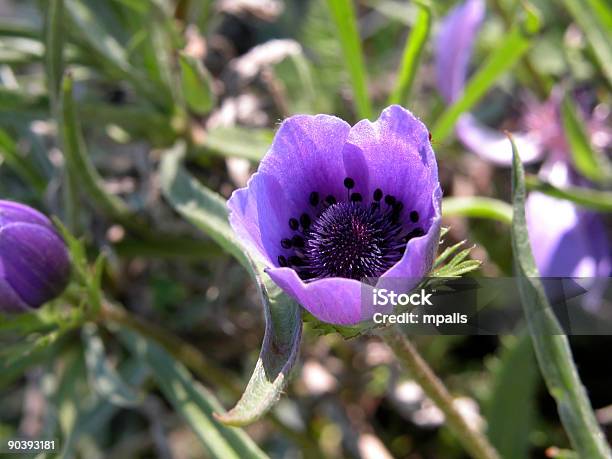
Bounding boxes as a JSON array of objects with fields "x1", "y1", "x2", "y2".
[
  {"x1": 44, "y1": 0, "x2": 64, "y2": 109},
  {"x1": 325, "y1": 0, "x2": 373, "y2": 119},
  {"x1": 118, "y1": 328, "x2": 269, "y2": 459},
  {"x1": 586, "y1": 0, "x2": 612, "y2": 32},
  {"x1": 510, "y1": 134, "x2": 611, "y2": 459},
  {"x1": 160, "y1": 143, "x2": 303, "y2": 425},
  {"x1": 388, "y1": 2, "x2": 431, "y2": 105},
  {"x1": 82, "y1": 323, "x2": 143, "y2": 407},
  {"x1": 159, "y1": 142, "x2": 247, "y2": 267},
  {"x1": 179, "y1": 52, "x2": 216, "y2": 115},
  {"x1": 432, "y1": 6, "x2": 540, "y2": 141},
  {"x1": 560, "y1": 95, "x2": 612, "y2": 184},
  {"x1": 525, "y1": 175, "x2": 612, "y2": 212},
  {"x1": 194, "y1": 126, "x2": 274, "y2": 162},
  {"x1": 442, "y1": 197, "x2": 513, "y2": 225},
  {"x1": 60, "y1": 73, "x2": 136, "y2": 226},
  {"x1": 560, "y1": 0, "x2": 612, "y2": 88},
  {"x1": 486, "y1": 334, "x2": 539, "y2": 459}
]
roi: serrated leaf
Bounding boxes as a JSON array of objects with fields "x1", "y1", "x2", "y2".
[
  {"x1": 160, "y1": 142, "x2": 302, "y2": 426},
  {"x1": 179, "y1": 52, "x2": 216, "y2": 115},
  {"x1": 509, "y1": 134, "x2": 611, "y2": 458},
  {"x1": 118, "y1": 328, "x2": 268, "y2": 459},
  {"x1": 82, "y1": 323, "x2": 143, "y2": 407}
]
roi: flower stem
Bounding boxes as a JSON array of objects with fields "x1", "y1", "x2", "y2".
[{"x1": 380, "y1": 326, "x2": 501, "y2": 459}]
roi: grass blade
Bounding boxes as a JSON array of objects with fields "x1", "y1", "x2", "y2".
[
  {"x1": 432, "y1": 5, "x2": 540, "y2": 141},
  {"x1": 325, "y1": 0, "x2": 372, "y2": 119},
  {"x1": 525, "y1": 174, "x2": 612, "y2": 212},
  {"x1": 179, "y1": 52, "x2": 216, "y2": 115},
  {"x1": 388, "y1": 2, "x2": 431, "y2": 105},
  {"x1": 560, "y1": 95, "x2": 612, "y2": 184},
  {"x1": 44, "y1": 0, "x2": 64, "y2": 109},
  {"x1": 560, "y1": 0, "x2": 612, "y2": 88},
  {"x1": 442, "y1": 196, "x2": 513, "y2": 225},
  {"x1": 509, "y1": 134, "x2": 611, "y2": 459},
  {"x1": 118, "y1": 328, "x2": 269, "y2": 459}
]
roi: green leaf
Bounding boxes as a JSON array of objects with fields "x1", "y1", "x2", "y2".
[
  {"x1": 193, "y1": 126, "x2": 274, "y2": 162},
  {"x1": 510, "y1": 134, "x2": 611, "y2": 459},
  {"x1": 82, "y1": 323, "x2": 143, "y2": 407},
  {"x1": 432, "y1": 5, "x2": 540, "y2": 141},
  {"x1": 60, "y1": 73, "x2": 136, "y2": 226},
  {"x1": 44, "y1": 0, "x2": 64, "y2": 109},
  {"x1": 325, "y1": 0, "x2": 373, "y2": 119},
  {"x1": 160, "y1": 143, "x2": 303, "y2": 426},
  {"x1": 560, "y1": 0, "x2": 612, "y2": 88},
  {"x1": 60, "y1": 358, "x2": 148, "y2": 458},
  {"x1": 525, "y1": 174, "x2": 612, "y2": 212},
  {"x1": 486, "y1": 334, "x2": 539, "y2": 459},
  {"x1": 442, "y1": 197, "x2": 513, "y2": 225},
  {"x1": 159, "y1": 142, "x2": 248, "y2": 267},
  {"x1": 179, "y1": 52, "x2": 216, "y2": 115},
  {"x1": 388, "y1": 2, "x2": 431, "y2": 105},
  {"x1": 560, "y1": 95, "x2": 612, "y2": 184},
  {"x1": 118, "y1": 328, "x2": 269, "y2": 459},
  {"x1": 216, "y1": 254, "x2": 302, "y2": 426}
]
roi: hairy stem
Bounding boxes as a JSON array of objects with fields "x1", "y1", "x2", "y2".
[{"x1": 380, "y1": 326, "x2": 501, "y2": 459}]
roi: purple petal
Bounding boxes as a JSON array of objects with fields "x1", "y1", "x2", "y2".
[
  {"x1": 258, "y1": 114, "x2": 352, "y2": 211},
  {"x1": 346, "y1": 105, "x2": 439, "y2": 222},
  {"x1": 380, "y1": 186, "x2": 442, "y2": 282},
  {"x1": 228, "y1": 172, "x2": 293, "y2": 266},
  {"x1": 266, "y1": 267, "x2": 384, "y2": 325},
  {"x1": 0, "y1": 223, "x2": 71, "y2": 308},
  {"x1": 456, "y1": 114, "x2": 544, "y2": 165},
  {"x1": 0, "y1": 200, "x2": 55, "y2": 230},
  {"x1": 435, "y1": 0, "x2": 485, "y2": 103},
  {"x1": 526, "y1": 160, "x2": 611, "y2": 278}
]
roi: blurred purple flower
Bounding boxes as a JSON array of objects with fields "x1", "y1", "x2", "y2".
[
  {"x1": 228, "y1": 105, "x2": 442, "y2": 325},
  {"x1": 0, "y1": 200, "x2": 71, "y2": 313},
  {"x1": 435, "y1": 0, "x2": 611, "y2": 282}
]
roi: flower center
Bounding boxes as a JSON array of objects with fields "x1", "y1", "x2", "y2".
[{"x1": 277, "y1": 177, "x2": 426, "y2": 282}]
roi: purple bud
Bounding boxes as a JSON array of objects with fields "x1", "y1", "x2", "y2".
[{"x1": 0, "y1": 200, "x2": 71, "y2": 313}]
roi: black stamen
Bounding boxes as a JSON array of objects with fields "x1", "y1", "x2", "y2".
[
  {"x1": 309, "y1": 191, "x2": 320, "y2": 207},
  {"x1": 325, "y1": 195, "x2": 337, "y2": 205},
  {"x1": 373, "y1": 189, "x2": 383, "y2": 201},
  {"x1": 384, "y1": 195, "x2": 396, "y2": 206},
  {"x1": 278, "y1": 255, "x2": 288, "y2": 267},
  {"x1": 393, "y1": 202, "x2": 404, "y2": 213},
  {"x1": 409, "y1": 210, "x2": 419, "y2": 223},
  {"x1": 350, "y1": 192, "x2": 362, "y2": 202},
  {"x1": 408, "y1": 227, "x2": 425, "y2": 239},
  {"x1": 289, "y1": 256, "x2": 303, "y2": 266},
  {"x1": 281, "y1": 238, "x2": 292, "y2": 249},
  {"x1": 300, "y1": 213, "x2": 311, "y2": 229},
  {"x1": 291, "y1": 235, "x2": 305, "y2": 248},
  {"x1": 289, "y1": 218, "x2": 299, "y2": 231},
  {"x1": 343, "y1": 177, "x2": 355, "y2": 189}
]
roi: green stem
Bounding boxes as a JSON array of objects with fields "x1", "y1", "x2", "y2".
[{"x1": 380, "y1": 326, "x2": 501, "y2": 459}]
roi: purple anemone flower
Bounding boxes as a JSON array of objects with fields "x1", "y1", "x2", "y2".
[
  {"x1": 0, "y1": 200, "x2": 71, "y2": 313},
  {"x1": 228, "y1": 105, "x2": 442, "y2": 325},
  {"x1": 435, "y1": 0, "x2": 612, "y2": 284}
]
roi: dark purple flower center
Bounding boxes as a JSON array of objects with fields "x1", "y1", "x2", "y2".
[{"x1": 277, "y1": 177, "x2": 425, "y2": 281}]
